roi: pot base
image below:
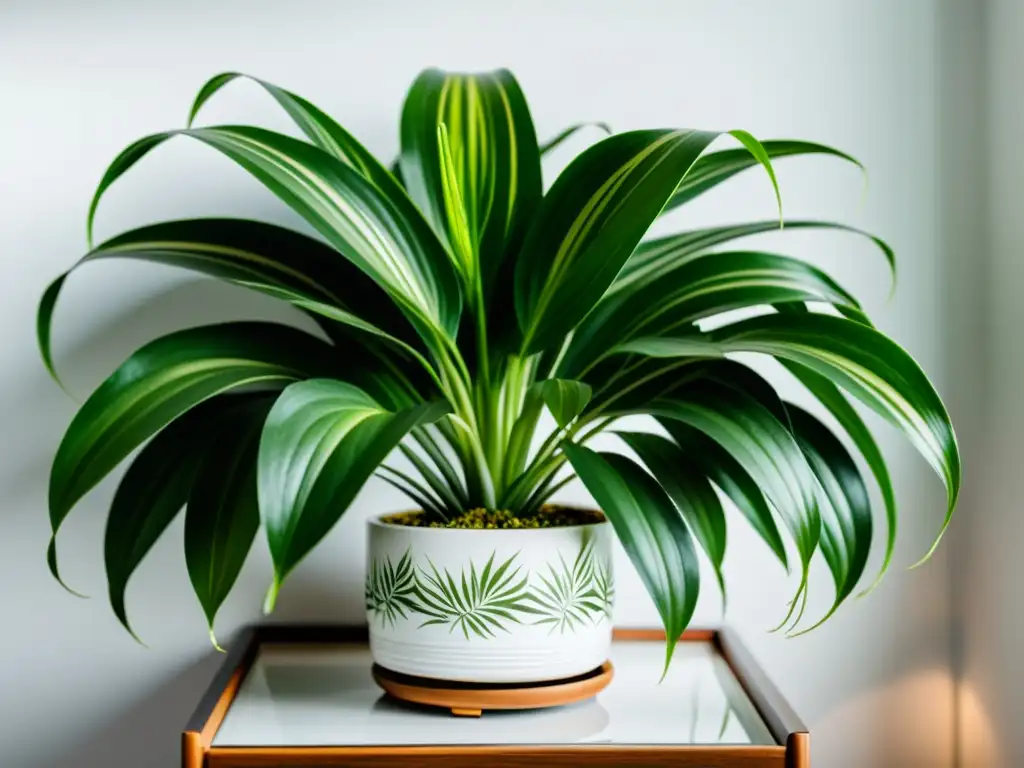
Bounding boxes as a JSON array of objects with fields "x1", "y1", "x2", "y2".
[{"x1": 371, "y1": 660, "x2": 614, "y2": 717}]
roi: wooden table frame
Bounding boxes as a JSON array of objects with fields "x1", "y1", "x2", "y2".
[{"x1": 183, "y1": 625, "x2": 809, "y2": 767}]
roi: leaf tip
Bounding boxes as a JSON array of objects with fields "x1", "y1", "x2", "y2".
[
  {"x1": 209, "y1": 626, "x2": 226, "y2": 653},
  {"x1": 47, "y1": 536, "x2": 89, "y2": 599},
  {"x1": 262, "y1": 578, "x2": 281, "y2": 614}
]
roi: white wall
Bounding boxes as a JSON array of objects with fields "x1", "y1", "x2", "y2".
[
  {"x1": 956, "y1": 1, "x2": 1024, "y2": 766},
  {"x1": 0, "y1": 2, "x2": 962, "y2": 766}
]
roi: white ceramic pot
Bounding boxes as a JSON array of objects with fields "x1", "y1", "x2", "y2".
[{"x1": 366, "y1": 512, "x2": 614, "y2": 683}]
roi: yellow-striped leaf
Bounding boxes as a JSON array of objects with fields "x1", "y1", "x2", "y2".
[
  {"x1": 259, "y1": 380, "x2": 451, "y2": 607},
  {"x1": 48, "y1": 322, "x2": 337, "y2": 588},
  {"x1": 38, "y1": 218, "x2": 420, "y2": 384},
  {"x1": 563, "y1": 250, "x2": 867, "y2": 377},
  {"x1": 400, "y1": 68, "x2": 542, "y2": 296},
  {"x1": 87, "y1": 126, "x2": 462, "y2": 344},
  {"x1": 613, "y1": 219, "x2": 895, "y2": 297},
  {"x1": 662, "y1": 139, "x2": 863, "y2": 214},
  {"x1": 188, "y1": 72, "x2": 400, "y2": 191},
  {"x1": 514, "y1": 129, "x2": 780, "y2": 354}
]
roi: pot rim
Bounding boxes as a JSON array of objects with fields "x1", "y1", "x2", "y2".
[{"x1": 367, "y1": 507, "x2": 608, "y2": 533}]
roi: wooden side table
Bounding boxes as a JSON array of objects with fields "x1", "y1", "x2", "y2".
[{"x1": 183, "y1": 625, "x2": 809, "y2": 767}]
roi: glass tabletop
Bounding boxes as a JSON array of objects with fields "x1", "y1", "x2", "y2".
[{"x1": 213, "y1": 638, "x2": 774, "y2": 747}]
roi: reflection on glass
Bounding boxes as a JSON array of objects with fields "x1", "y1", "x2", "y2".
[{"x1": 213, "y1": 642, "x2": 774, "y2": 747}]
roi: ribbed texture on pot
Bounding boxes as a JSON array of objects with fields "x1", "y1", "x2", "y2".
[{"x1": 369, "y1": 629, "x2": 612, "y2": 683}]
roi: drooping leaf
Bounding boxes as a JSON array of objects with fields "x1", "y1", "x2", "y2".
[
  {"x1": 709, "y1": 312, "x2": 960, "y2": 561},
  {"x1": 400, "y1": 68, "x2": 542, "y2": 295},
  {"x1": 104, "y1": 397, "x2": 230, "y2": 638},
  {"x1": 563, "y1": 250, "x2": 867, "y2": 377},
  {"x1": 662, "y1": 420, "x2": 788, "y2": 568},
  {"x1": 612, "y1": 220, "x2": 895, "y2": 297},
  {"x1": 38, "y1": 218, "x2": 421, "y2": 385},
  {"x1": 49, "y1": 322, "x2": 336, "y2": 583},
  {"x1": 646, "y1": 382, "x2": 821, "y2": 595},
  {"x1": 515, "y1": 129, "x2": 781, "y2": 354},
  {"x1": 784, "y1": 404, "x2": 872, "y2": 632},
  {"x1": 188, "y1": 72, "x2": 400, "y2": 191},
  {"x1": 258, "y1": 379, "x2": 450, "y2": 607},
  {"x1": 616, "y1": 431, "x2": 727, "y2": 599},
  {"x1": 184, "y1": 397, "x2": 272, "y2": 645},
  {"x1": 781, "y1": 358, "x2": 895, "y2": 593},
  {"x1": 563, "y1": 445, "x2": 700, "y2": 671},
  {"x1": 662, "y1": 139, "x2": 863, "y2": 215},
  {"x1": 540, "y1": 378, "x2": 592, "y2": 428},
  {"x1": 87, "y1": 126, "x2": 462, "y2": 344}
]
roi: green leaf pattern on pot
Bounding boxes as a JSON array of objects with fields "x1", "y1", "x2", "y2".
[
  {"x1": 530, "y1": 538, "x2": 608, "y2": 634},
  {"x1": 364, "y1": 548, "x2": 419, "y2": 629},
  {"x1": 366, "y1": 539, "x2": 614, "y2": 638}
]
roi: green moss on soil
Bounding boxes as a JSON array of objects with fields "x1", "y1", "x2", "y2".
[{"x1": 381, "y1": 506, "x2": 606, "y2": 529}]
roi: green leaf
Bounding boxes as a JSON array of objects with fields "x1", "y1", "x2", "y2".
[
  {"x1": 662, "y1": 420, "x2": 788, "y2": 568},
  {"x1": 564, "y1": 249, "x2": 867, "y2": 377},
  {"x1": 515, "y1": 130, "x2": 720, "y2": 354},
  {"x1": 87, "y1": 125, "x2": 462, "y2": 344},
  {"x1": 781, "y1": 358, "x2": 895, "y2": 594},
  {"x1": 38, "y1": 218, "x2": 422, "y2": 386},
  {"x1": 49, "y1": 322, "x2": 335, "y2": 584},
  {"x1": 616, "y1": 431, "x2": 727, "y2": 600},
  {"x1": 563, "y1": 445, "x2": 700, "y2": 672},
  {"x1": 647, "y1": 382, "x2": 820, "y2": 597},
  {"x1": 613, "y1": 220, "x2": 895, "y2": 297},
  {"x1": 184, "y1": 398, "x2": 272, "y2": 646},
  {"x1": 662, "y1": 139, "x2": 863, "y2": 214},
  {"x1": 258, "y1": 379, "x2": 450, "y2": 607},
  {"x1": 610, "y1": 337, "x2": 724, "y2": 360},
  {"x1": 539, "y1": 122, "x2": 612, "y2": 156},
  {"x1": 784, "y1": 404, "x2": 872, "y2": 633},
  {"x1": 104, "y1": 397, "x2": 228, "y2": 639},
  {"x1": 188, "y1": 72, "x2": 400, "y2": 191},
  {"x1": 540, "y1": 378, "x2": 593, "y2": 428},
  {"x1": 400, "y1": 68, "x2": 542, "y2": 295},
  {"x1": 710, "y1": 312, "x2": 960, "y2": 562}
]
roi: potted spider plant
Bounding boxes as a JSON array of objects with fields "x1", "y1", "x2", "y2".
[{"x1": 39, "y1": 68, "x2": 960, "y2": 685}]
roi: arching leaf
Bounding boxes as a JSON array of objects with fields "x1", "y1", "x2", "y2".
[
  {"x1": 37, "y1": 218, "x2": 421, "y2": 384},
  {"x1": 710, "y1": 312, "x2": 959, "y2": 562},
  {"x1": 663, "y1": 420, "x2": 788, "y2": 568},
  {"x1": 647, "y1": 382, "x2": 821, "y2": 601},
  {"x1": 188, "y1": 72, "x2": 399, "y2": 191},
  {"x1": 104, "y1": 398, "x2": 224, "y2": 637},
  {"x1": 617, "y1": 431, "x2": 727, "y2": 599},
  {"x1": 784, "y1": 404, "x2": 872, "y2": 633},
  {"x1": 781, "y1": 358, "x2": 895, "y2": 593},
  {"x1": 662, "y1": 139, "x2": 863, "y2": 214},
  {"x1": 515, "y1": 129, "x2": 780, "y2": 354},
  {"x1": 48, "y1": 322, "x2": 336, "y2": 585},
  {"x1": 562, "y1": 250, "x2": 867, "y2": 376},
  {"x1": 613, "y1": 220, "x2": 895, "y2": 297},
  {"x1": 258, "y1": 379, "x2": 451, "y2": 608},
  {"x1": 184, "y1": 398, "x2": 272, "y2": 646},
  {"x1": 563, "y1": 445, "x2": 700, "y2": 672},
  {"x1": 87, "y1": 126, "x2": 462, "y2": 344}
]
